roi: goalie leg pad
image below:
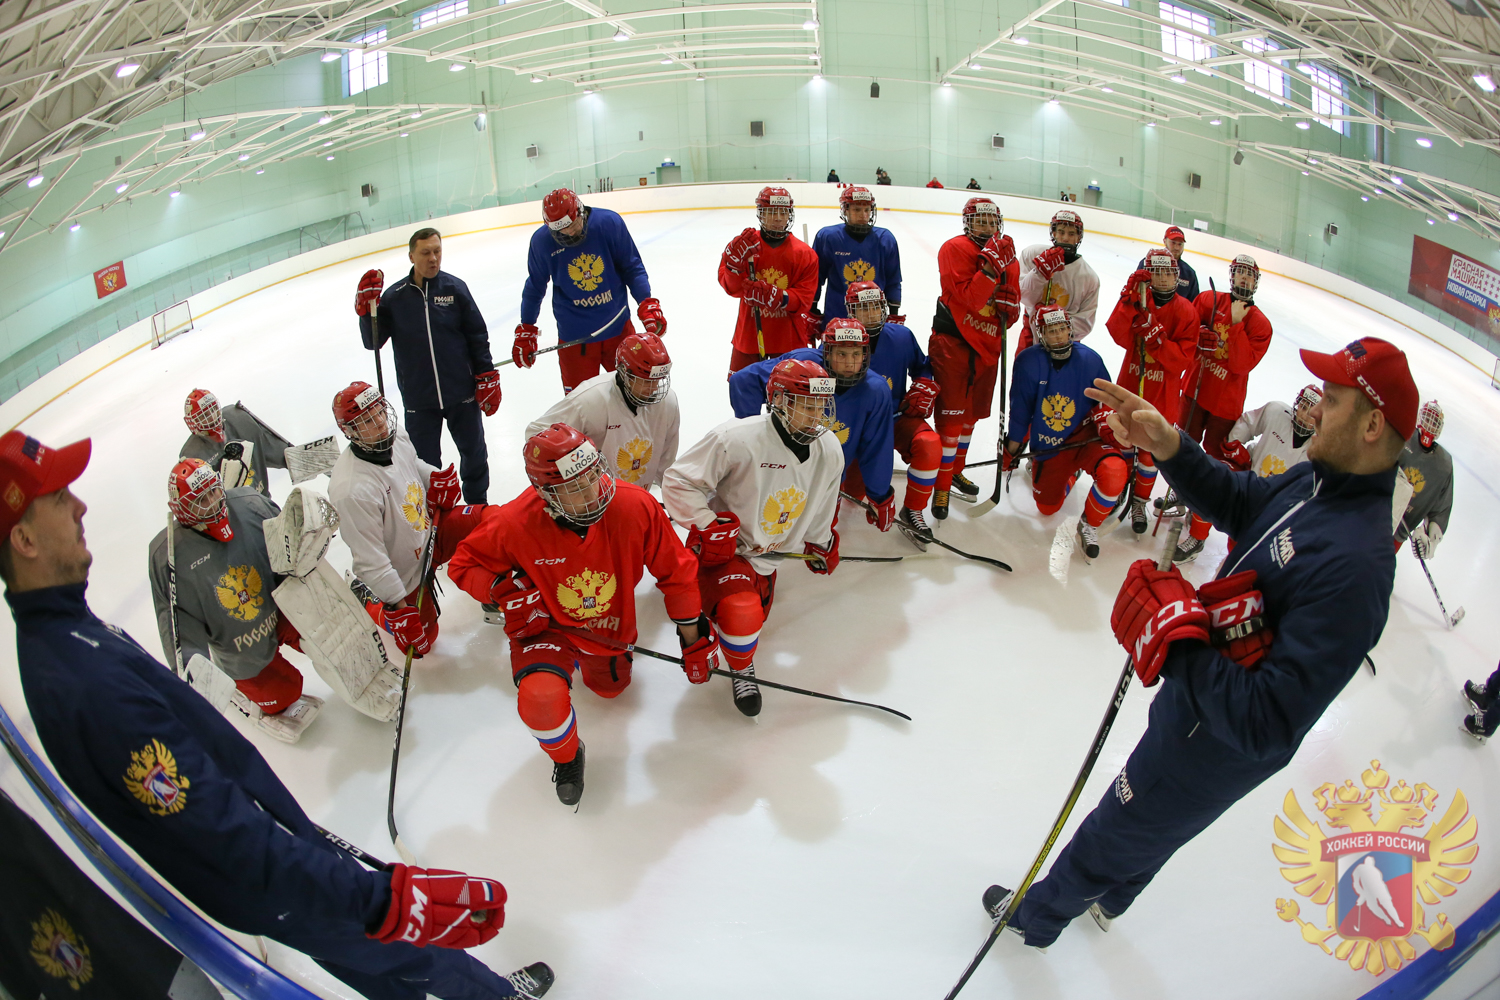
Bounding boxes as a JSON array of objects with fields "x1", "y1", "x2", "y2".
[{"x1": 263, "y1": 486, "x2": 340, "y2": 578}]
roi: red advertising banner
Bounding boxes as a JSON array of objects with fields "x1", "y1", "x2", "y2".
[
  {"x1": 1408, "y1": 235, "x2": 1500, "y2": 339},
  {"x1": 93, "y1": 261, "x2": 127, "y2": 299}
]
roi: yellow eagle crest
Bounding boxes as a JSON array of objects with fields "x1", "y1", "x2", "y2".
[
  {"x1": 29, "y1": 908, "x2": 92, "y2": 988},
  {"x1": 1258, "y1": 455, "x2": 1287, "y2": 478},
  {"x1": 556, "y1": 568, "x2": 617, "y2": 620},
  {"x1": 758, "y1": 266, "x2": 789, "y2": 290},
  {"x1": 1272, "y1": 760, "x2": 1477, "y2": 976},
  {"x1": 1403, "y1": 466, "x2": 1426, "y2": 494},
  {"x1": 568, "y1": 252, "x2": 606, "y2": 292},
  {"x1": 215, "y1": 565, "x2": 263, "y2": 622},
  {"x1": 400, "y1": 482, "x2": 431, "y2": 530},
  {"x1": 761, "y1": 486, "x2": 807, "y2": 536},
  {"x1": 615, "y1": 438, "x2": 653, "y2": 484},
  {"x1": 1041, "y1": 393, "x2": 1075, "y2": 433},
  {"x1": 842, "y1": 259, "x2": 876, "y2": 283},
  {"x1": 123, "y1": 739, "x2": 190, "y2": 816},
  {"x1": 829, "y1": 419, "x2": 851, "y2": 445}
]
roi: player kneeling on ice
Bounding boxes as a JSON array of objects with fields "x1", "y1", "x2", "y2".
[
  {"x1": 447, "y1": 424, "x2": 719, "y2": 807},
  {"x1": 1001, "y1": 305, "x2": 1129, "y2": 561},
  {"x1": 327, "y1": 382, "x2": 487, "y2": 658},
  {"x1": 148, "y1": 458, "x2": 323, "y2": 743},
  {"x1": 181, "y1": 388, "x2": 290, "y2": 496},
  {"x1": 665, "y1": 360, "x2": 844, "y2": 717},
  {"x1": 1395, "y1": 399, "x2": 1452, "y2": 558},
  {"x1": 526, "y1": 330, "x2": 679, "y2": 491},
  {"x1": 10, "y1": 431, "x2": 553, "y2": 999}
]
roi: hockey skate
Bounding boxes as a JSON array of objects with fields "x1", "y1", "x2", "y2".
[
  {"x1": 1464, "y1": 680, "x2": 1493, "y2": 713},
  {"x1": 896, "y1": 507, "x2": 932, "y2": 550},
  {"x1": 1088, "y1": 902, "x2": 1117, "y2": 932},
  {"x1": 730, "y1": 663, "x2": 762, "y2": 717},
  {"x1": 552, "y1": 742, "x2": 586, "y2": 807},
  {"x1": 951, "y1": 471, "x2": 979, "y2": 501},
  {"x1": 254, "y1": 694, "x2": 324, "y2": 745},
  {"x1": 981, "y1": 884, "x2": 1047, "y2": 952},
  {"x1": 1152, "y1": 489, "x2": 1187, "y2": 519},
  {"x1": 1076, "y1": 517, "x2": 1100, "y2": 560},
  {"x1": 931, "y1": 489, "x2": 950, "y2": 521},
  {"x1": 506, "y1": 962, "x2": 556, "y2": 999},
  {"x1": 1461, "y1": 712, "x2": 1491, "y2": 744},
  {"x1": 1172, "y1": 533, "x2": 1204, "y2": 564},
  {"x1": 1129, "y1": 497, "x2": 1149, "y2": 535},
  {"x1": 482, "y1": 602, "x2": 503, "y2": 625}
]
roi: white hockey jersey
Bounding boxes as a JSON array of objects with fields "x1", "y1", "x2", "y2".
[
  {"x1": 525, "y1": 372, "x2": 680, "y2": 488},
  {"x1": 1229, "y1": 402, "x2": 1310, "y2": 479},
  {"x1": 663, "y1": 415, "x2": 844, "y2": 577},
  {"x1": 327, "y1": 428, "x2": 435, "y2": 604},
  {"x1": 1019, "y1": 243, "x2": 1100, "y2": 340}
]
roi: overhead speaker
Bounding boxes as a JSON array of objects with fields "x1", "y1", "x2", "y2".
[
  {"x1": 1233, "y1": 149, "x2": 1245, "y2": 165},
  {"x1": 750, "y1": 120, "x2": 765, "y2": 137},
  {"x1": 870, "y1": 82, "x2": 880, "y2": 98},
  {"x1": 991, "y1": 134, "x2": 1005, "y2": 149},
  {"x1": 526, "y1": 144, "x2": 539, "y2": 159},
  {"x1": 1188, "y1": 172, "x2": 1202, "y2": 188}
]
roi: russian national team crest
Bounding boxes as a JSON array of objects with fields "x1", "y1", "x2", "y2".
[
  {"x1": 761, "y1": 486, "x2": 807, "y2": 536},
  {"x1": 400, "y1": 481, "x2": 431, "y2": 531},
  {"x1": 124, "y1": 739, "x2": 191, "y2": 816},
  {"x1": 568, "y1": 252, "x2": 606, "y2": 291},
  {"x1": 216, "y1": 564, "x2": 264, "y2": 622},
  {"x1": 842, "y1": 259, "x2": 875, "y2": 283},
  {"x1": 616, "y1": 438, "x2": 653, "y2": 484},
  {"x1": 29, "y1": 908, "x2": 93, "y2": 988},
  {"x1": 557, "y1": 568, "x2": 616, "y2": 620},
  {"x1": 1041, "y1": 393, "x2": 1075, "y2": 432},
  {"x1": 1403, "y1": 466, "x2": 1426, "y2": 494},
  {"x1": 1273, "y1": 760, "x2": 1476, "y2": 975}
]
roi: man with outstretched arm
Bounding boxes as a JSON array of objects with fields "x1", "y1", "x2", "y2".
[{"x1": 981, "y1": 336, "x2": 1417, "y2": 950}]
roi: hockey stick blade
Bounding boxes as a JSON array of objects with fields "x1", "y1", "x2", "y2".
[
  {"x1": 841, "y1": 492, "x2": 1012, "y2": 571},
  {"x1": 1450, "y1": 606, "x2": 1466, "y2": 628},
  {"x1": 1047, "y1": 521, "x2": 1075, "y2": 585}
]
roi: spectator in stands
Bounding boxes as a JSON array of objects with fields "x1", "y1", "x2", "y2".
[
  {"x1": 926, "y1": 177, "x2": 944, "y2": 189},
  {"x1": 967, "y1": 179, "x2": 981, "y2": 190},
  {"x1": 827, "y1": 168, "x2": 841, "y2": 183}
]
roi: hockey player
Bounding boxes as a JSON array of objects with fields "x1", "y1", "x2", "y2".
[
  {"x1": 525, "y1": 330, "x2": 679, "y2": 491},
  {"x1": 812, "y1": 186, "x2": 904, "y2": 322},
  {"x1": 999, "y1": 306, "x2": 1128, "y2": 559},
  {"x1": 843, "y1": 280, "x2": 941, "y2": 541},
  {"x1": 1172, "y1": 254, "x2": 1274, "y2": 562},
  {"x1": 147, "y1": 459, "x2": 323, "y2": 743},
  {"x1": 1395, "y1": 400, "x2": 1452, "y2": 556},
  {"x1": 326, "y1": 382, "x2": 485, "y2": 657},
  {"x1": 1222, "y1": 385, "x2": 1323, "y2": 480},
  {"x1": 7, "y1": 431, "x2": 554, "y2": 1000},
  {"x1": 1017, "y1": 208, "x2": 1099, "y2": 351},
  {"x1": 1137, "y1": 225, "x2": 1199, "y2": 301},
  {"x1": 1462, "y1": 661, "x2": 1500, "y2": 742},
  {"x1": 1106, "y1": 248, "x2": 1200, "y2": 533},
  {"x1": 717, "y1": 186, "x2": 821, "y2": 372},
  {"x1": 180, "y1": 389, "x2": 291, "y2": 498},
  {"x1": 930, "y1": 196, "x2": 1022, "y2": 519},
  {"x1": 664, "y1": 359, "x2": 844, "y2": 716},
  {"x1": 447, "y1": 424, "x2": 719, "y2": 806},
  {"x1": 515, "y1": 188, "x2": 665, "y2": 394},
  {"x1": 728, "y1": 318, "x2": 896, "y2": 534}
]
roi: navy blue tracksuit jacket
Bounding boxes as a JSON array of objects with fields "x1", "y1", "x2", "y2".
[{"x1": 360, "y1": 269, "x2": 494, "y2": 412}]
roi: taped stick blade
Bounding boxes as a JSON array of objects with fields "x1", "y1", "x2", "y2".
[{"x1": 1048, "y1": 521, "x2": 1075, "y2": 584}]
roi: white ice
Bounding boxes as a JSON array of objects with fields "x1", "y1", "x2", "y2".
[{"x1": 1, "y1": 187, "x2": 1496, "y2": 1000}]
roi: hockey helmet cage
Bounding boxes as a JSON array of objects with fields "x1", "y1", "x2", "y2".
[
  {"x1": 168, "y1": 457, "x2": 232, "y2": 540},
  {"x1": 962, "y1": 197, "x2": 1003, "y2": 242},
  {"x1": 184, "y1": 389, "x2": 225, "y2": 443},
  {"x1": 766, "y1": 358, "x2": 836, "y2": 443},
  {"x1": 615, "y1": 331, "x2": 673, "y2": 406},
  {"x1": 543, "y1": 188, "x2": 589, "y2": 246},
  {"x1": 1417, "y1": 399, "x2": 1444, "y2": 448},
  {"x1": 333, "y1": 381, "x2": 397, "y2": 451},
  {"x1": 755, "y1": 186, "x2": 795, "y2": 232},
  {"x1": 821, "y1": 318, "x2": 873, "y2": 389},
  {"x1": 839, "y1": 186, "x2": 877, "y2": 233},
  {"x1": 1035, "y1": 305, "x2": 1073, "y2": 361},
  {"x1": 523, "y1": 423, "x2": 616, "y2": 525},
  {"x1": 1292, "y1": 383, "x2": 1323, "y2": 435},
  {"x1": 1050, "y1": 208, "x2": 1084, "y2": 247},
  {"x1": 1229, "y1": 253, "x2": 1260, "y2": 301},
  {"x1": 844, "y1": 280, "x2": 888, "y2": 332}
]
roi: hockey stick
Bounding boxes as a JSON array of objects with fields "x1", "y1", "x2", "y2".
[
  {"x1": 1178, "y1": 277, "x2": 1217, "y2": 437},
  {"x1": 944, "y1": 521, "x2": 1183, "y2": 1000},
  {"x1": 1412, "y1": 538, "x2": 1465, "y2": 628},
  {"x1": 968, "y1": 274, "x2": 1013, "y2": 517},
  {"x1": 749, "y1": 258, "x2": 768, "y2": 358},
  {"x1": 496, "y1": 303, "x2": 630, "y2": 368},
  {"x1": 387, "y1": 524, "x2": 439, "y2": 865},
  {"x1": 840, "y1": 492, "x2": 1012, "y2": 571},
  {"x1": 771, "y1": 552, "x2": 907, "y2": 563},
  {"x1": 962, "y1": 433, "x2": 1102, "y2": 470},
  {"x1": 372, "y1": 308, "x2": 385, "y2": 396},
  {"x1": 314, "y1": 824, "x2": 392, "y2": 871},
  {"x1": 546, "y1": 622, "x2": 912, "y2": 721}
]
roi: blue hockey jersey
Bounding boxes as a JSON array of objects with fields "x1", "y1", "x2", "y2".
[
  {"x1": 521, "y1": 207, "x2": 652, "y2": 345},
  {"x1": 813, "y1": 225, "x2": 903, "y2": 319},
  {"x1": 868, "y1": 322, "x2": 932, "y2": 414},
  {"x1": 1006, "y1": 342, "x2": 1111, "y2": 451},
  {"x1": 729, "y1": 348, "x2": 895, "y2": 500}
]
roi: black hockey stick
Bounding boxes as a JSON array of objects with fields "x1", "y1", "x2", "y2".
[
  {"x1": 372, "y1": 308, "x2": 385, "y2": 396},
  {"x1": 1412, "y1": 538, "x2": 1465, "y2": 628},
  {"x1": 943, "y1": 521, "x2": 1183, "y2": 1000},
  {"x1": 770, "y1": 552, "x2": 906, "y2": 563},
  {"x1": 841, "y1": 492, "x2": 1012, "y2": 572},
  {"x1": 548, "y1": 622, "x2": 911, "y2": 721},
  {"x1": 961, "y1": 433, "x2": 1102, "y2": 471},
  {"x1": 969, "y1": 277, "x2": 1011, "y2": 517},
  {"x1": 496, "y1": 303, "x2": 630, "y2": 368},
  {"x1": 749, "y1": 258, "x2": 768, "y2": 358},
  {"x1": 315, "y1": 824, "x2": 392, "y2": 871},
  {"x1": 387, "y1": 525, "x2": 438, "y2": 865}
]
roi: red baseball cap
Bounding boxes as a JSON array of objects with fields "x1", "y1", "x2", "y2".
[
  {"x1": 0, "y1": 431, "x2": 91, "y2": 538},
  {"x1": 1164, "y1": 225, "x2": 1187, "y2": 241},
  {"x1": 1299, "y1": 337, "x2": 1418, "y2": 440}
]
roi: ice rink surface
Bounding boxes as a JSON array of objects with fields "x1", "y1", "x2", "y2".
[{"x1": 2, "y1": 192, "x2": 1497, "y2": 999}]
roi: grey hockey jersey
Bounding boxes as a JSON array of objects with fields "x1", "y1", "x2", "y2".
[
  {"x1": 1396, "y1": 433, "x2": 1453, "y2": 542},
  {"x1": 180, "y1": 403, "x2": 291, "y2": 498}
]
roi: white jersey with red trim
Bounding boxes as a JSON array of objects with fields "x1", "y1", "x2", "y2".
[
  {"x1": 663, "y1": 415, "x2": 843, "y2": 577},
  {"x1": 1019, "y1": 243, "x2": 1100, "y2": 340},
  {"x1": 524, "y1": 372, "x2": 680, "y2": 488},
  {"x1": 327, "y1": 428, "x2": 436, "y2": 604}
]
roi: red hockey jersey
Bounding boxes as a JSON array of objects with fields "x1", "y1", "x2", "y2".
[
  {"x1": 1189, "y1": 291, "x2": 1273, "y2": 419},
  {"x1": 935, "y1": 234, "x2": 1019, "y2": 365},
  {"x1": 1105, "y1": 291, "x2": 1199, "y2": 426},
  {"x1": 718, "y1": 231, "x2": 820, "y2": 356}
]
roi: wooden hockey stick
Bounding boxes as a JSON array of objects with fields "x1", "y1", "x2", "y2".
[{"x1": 968, "y1": 270, "x2": 1014, "y2": 517}]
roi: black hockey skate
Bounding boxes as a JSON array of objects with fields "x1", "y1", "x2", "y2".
[
  {"x1": 507, "y1": 962, "x2": 556, "y2": 999},
  {"x1": 1464, "y1": 680, "x2": 1493, "y2": 712},
  {"x1": 552, "y1": 742, "x2": 585, "y2": 806},
  {"x1": 730, "y1": 664, "x2": 762, "y2": 717},
  {"x1": 1172, "y1": 533, "x2": 1204, "y2": 564},
  {"x1": 952, "y1": 471, "x2": 979, "y2": 500},
  {"x1": 931, "y1": 489, "x2": 950, "y2": 521},
  {"x1": 1461, "y1": 711, "x2": 1491, "y2": 744},
  {"x1": 1077, "y1": 517, "x2": 1100, "y2": 560},
  {"x1": 896, "y1": 506, "x2": 932, "y2": 550},
  {"x1": 981, "y1": 884, "x2": 1047, "y2": 952},
  {"x1": 1129, "y1": 497, "x2": 1149, "y2": 535}
]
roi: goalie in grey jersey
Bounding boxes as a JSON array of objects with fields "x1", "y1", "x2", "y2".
[
  {"x1": 180, "y1": 388, "x2": 292, "y2": 496},
  {"x1": 1396, "y1": 399, "x2": 1453, "y2": 558}
]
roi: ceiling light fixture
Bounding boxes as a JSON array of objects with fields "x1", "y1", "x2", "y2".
[
  {"x1": 27, "y1": 174, "x2": 43, "y2": 188},
  {"x1": 323, "y1": 141, "x2": 333, "y2": 147},
  {"x1": 942, "y1": 80, "x2": 952, "y2": 88},
  {"x1": 1209, "y1": 118, "x2": 1221, "y2": 125},
  {"x1": 1360, "y1": 195, "x2": 1369, "y2": 201},
  {"x1": 1295, "y1": 121, "x2": 1310, "y2": 129},
  {"x1": 1475, "y1": 72, "x2": 1496, "y2": 92},
  {"x1": 1013, "y1": 36, "x2": 1029, "y2": 44},
  {"x1": 1416, "y1": 137, "x2": 1432, "y2": 148},
  {"x1": 612, "y1": 28, "x2": 629, "y2": 41},
  {"x1": 70, "y1": 223, "x2": 81, "y2": 232},
  {"x1": 318, "y1": 114, "x2": 332, "y2": 125},
  {"x1": 1171, "y1": 74, "x2": 1186, "y2": 83},
  {"x1": 1393, "y1": 175, "x2": 1403, "y2": 185},
  {"x1": 531, "y1": 75, "x2": 542, "y2": 83},
  {"x1": 1427, "y1": 218, "x2": 1435, "y2": 225},
  {"x1": 969, "y1": 60, "x2": 980, "y2": 69},
  {"x1": 400, "y1": 132, "x2": 409, "y2": 137},
  {"x1": 322, "y1": 51, "x2": 342, "y2": 62},
  {"x1": 813, "y1": 72, "x2": 822, "y2": 81},
  {"x1": 238, "y1": 153, "x2": 250, "y2": 161},
  {"x1": 450, "y1": 63, "x2": 465, "y2": 71},
  {"x1": 410, "y1": 110, "x2": 422, "y2": 119},
  {"x1": 1301, "y1": 170, "x2": 1309, "y2": 175},
  {"x1": 1373, "y1": 187, "x2": 1383, "y2": 194},
  {"x1": 190, "y1": 130, "x2": 206, "y2": 141},
  {"x1": 170, "y1": 190, "x2": 181, "y2": 197},
  {"x1": 1146, "y1": 121, "x2": 1157, "y2": 127},
  {"x1": 1448, "y1": 211, "x2": 1460, "y2": 221},
  {"x1": 1307, "y1": 157, "x2": 1319, "y2": 164},
  {"x1": 1100, "y1": 86, "x2": 1114, "y2": 93},
  {"x1": 256, "y1": 168, "x2": 265, "y2": 174},
  {"x1": 1047, "y1": 97, "x2": 1060, "y2": 106},
  {"x1": 1296, "y1": 63, "x2": 1313, "y2": 74},
  {"x1": 326, "y1": 154, "x2": 335, "y2": 160},
  {"x1": 582, "y1": 86, "x2": 595, "y2": 94},
  {"x1": 803, "y1": 18, "x2": 818, "y2": 29},
  {"x1": 115, "y1": 183, "x2": 128, "y2": 193},
  {"x1": 696, "y1": 73, "x2": 705, "y2": 81},
  {"x1": 661, "y1": 57, "x2": 672, "y2": 64},
  {"x1": 116, "y1": 62, "x2": 140, "y2": 78}
]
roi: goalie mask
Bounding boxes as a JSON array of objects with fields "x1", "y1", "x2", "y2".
[
  {"x1": 1035, "y1": 305, "x2": 1073, "y2": 361},
  {"x1": 333, "y1": 381, "x2": 396, "y2": 452},
  {"x1": 1229, "y1": 254, "x2": 1260, "y2": 302},
  {"x1": 1417, "y1": 399, "x2": 1444, "y2": 449},
  {"x1": 524, "y1": 423, "x2": 615, "y2": 526},
  {"x1": 766, "y1": 358, "x2": 836, "y2": 444},
  {"x1": 615, "y1": 331, "x2": 672, "y2": 407},
  {"x1": 755, "y1": 186, "x2": 794, "y2": 243},
  {"x1": 543, "y1": 188, "x2": 589, "y2": 248},
  {"x1": 962, "y1": 197, "x2": 1002, "y2": 245},
  {"x1": 1050, "y1": 208, "x2": 1084, "y2": 263},
  {"x1": 821, "y1": 318, "x2": 873, "y2": 389},
  {"x1": 844, "y1": 281, "x2": 888, "y2": 336},
  {"x1": 839, "y1": 186, "x2": 877, "y2": 236},
  {"x1": 168, "y1": 457, "x2": 232, "y2": 542},
  {"x1": 184, "y1": 389, "x2": 225, "y2": 444},
  {"x1": 1292, "y1": 383, "x2": 1323, "y2": 435}
]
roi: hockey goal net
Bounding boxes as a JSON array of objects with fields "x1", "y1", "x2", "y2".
[{"x1": 151, "y1": 300, "x2": 194, "y2": 349}]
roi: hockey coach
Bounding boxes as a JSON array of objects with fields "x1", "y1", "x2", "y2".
[{"x1": 986, "y1": 336, "x2": 1417, "y2": 949}]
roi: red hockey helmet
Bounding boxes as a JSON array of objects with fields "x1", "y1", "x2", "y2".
[
  {"x1": 543, "y1": 188, "x2": 588, "y2": 246},
  {"x1": 615, "y1": 330, "x2": 673, "y2": 406},
  {"x1": 821, "y1": 318, "x2": 872, "y2": 389},
  {"x1": 1035, "y1": 304, "x2": 1073, "y2": 361},
  {"x1": 844, "y1": 280, "x2": 888, "y2": 332},
  {"x1": 333, "y1": 381, "x2": 396, "y2": 450},
  {"x1": 1050, "y1": 208, "x2": 1084, "y2": 248},
  {"x1": 755, "y1": 186, "x2": 794, "y2": 232},
  {"x1": 1417, "y1": 399, "x2": 1444, "y2": 449},
  {"x1": 1229, "y1": 253, "x2": 1260, "y2": 301},
  {"x1": 168, "y1": 457, "x2": 232, "y2": 541},
  {"x1": 962, "y1": 196, "x2": 1002, "y2": 242},
  {"x1": 523, "y1": 423, "x2": 615, "y2": 525},
  {"x1": 1145, "y1": 248, "x2": 1178, "y2": 294},
  {"x1": 766, "y1": 358, "x2": 836, "y2": 443},
  {"x1": 1292, "y1": 383, "x2": 1323, "y2": 435},
  {"x1": 839, "y1": 185, "x2": 877, "y2": 233},
  {"x1": 184, "y1": 389, "x2": 225, "y2": 443}
]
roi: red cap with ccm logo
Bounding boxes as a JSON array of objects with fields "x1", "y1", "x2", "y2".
[
  {"x1": 1164, "y1": 225, "x2": 1187, "y2": 241},
  {"x1": 1299, "y1": 337, "x2": 1418, "y2": 440},
  {"x1": 0, "y1": 431, "x2": 91, "y2": 538}
]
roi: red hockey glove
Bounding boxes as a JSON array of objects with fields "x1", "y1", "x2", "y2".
[
  {"x1": 378, "y1": 603, "x2": 429, "y2": 655},
  {"x1": 491, "y1": 572, "x2": 550, "y2": 640},
  {"x1": 687, "y1": 513, "x2": 740, "y2": 567},
  {"x1": 371, "y1": 864, "x2": 506, "y2": 949},
  {"x1": 1032, "y1": 245, "x2": 1068, "y2": 279},
  {"x1": 1139, "y1": 320, "x2": 1167, "y2": 349},
  {"x1": 426, "y1": 464, "x2": 461, "y2": 512},
  {"x1": 889, "y1": 312, "x2": 907, "y2": 325},
  {"x1": 1196, "y1": 326, "x2": 1219, "y2": 356},
  {"x1": 992, "y1": 280, "x2": 1022, "y2": 329},
  {"x1": 1000, "y1": 445, "x2": 1020, "y2": 472},
  {"x1": 1091, "y1": 406, "x2": 1123, "y2": 449},
  {"x1": 355, "y1": 269, "x2": 384, "y2": 317},
  {"x1": 637, "y1": 297, "x2": 666, "y2": 336},
  {"x1": 804, "y1": 528, "x2": 840, "y2": 575},
  {"x1": 475, "y1": 370, "x2": 501, "y2": 416},
  {"x1": 1220, "y1": 439, "x2": 1252, "y2": 471},
  {"x1": 901, "y1": 377, "x2": 939, "y2": 418},
  {"x1": 1121, "y1": 269, "x2": 1152, "y2": 309},
  {"x1": 979, "y1": 234, "x2": 1017, "y2": 275},
  {"x1": 512, "y1": 324, "x2": 539, "y2": 368},
  {"x1": 801, "y1": 306, "x2": 825, "y2": 347},
  {"x1": 723, "y1": 227, "x2": 761, "y2": 276},
  {"x1": 1110, "y1": 560, "x2": 1209, "y2": 686},
  {"x1": 743, "y1": 280, "x2": 783, "y2": 310},
  {"x1": 678, "y1": 616, "x2": 722, "y2": 684},
  {"x1": 866, "y1": 491, "x2": 896, "y2": 532},
  {"x1": 1198, "y1": 570, "x2": 1273, "y2": 668}
]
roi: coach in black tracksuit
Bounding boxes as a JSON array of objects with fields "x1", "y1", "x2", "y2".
[{"x1": 357, "y1": 228, "x2": 499, "y2": 503}]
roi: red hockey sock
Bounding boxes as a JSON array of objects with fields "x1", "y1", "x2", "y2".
[
  {"x1": 903, "y1": 425, "x2": 941, "y2": 511},
  {"x1": 1084, "y1": 456, "x2": 1130, "y2": 527},
  {"x1": 714, "y1": 592, "x2": 764, "y2": 672},
  {"x1": 518, "y1": 672, "x2": 578, "y2": 763},
  {"x1": 935, "y1": 432, "x2": 960, "y2": 494},
  {"x1": 1190, "y1": 511, "x2": 1211, "y2": 540},
  {"x1": 1133, "y1": 453, "x2": 1158, "y2": 500}
]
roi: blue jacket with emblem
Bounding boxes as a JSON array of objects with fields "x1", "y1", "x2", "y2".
[
  {"x1": 520, "y1": 207, "x2": 651, "y2": 345},
  {"x1": 1006, "y1": 342, "x2": 1110, "y2": 450},
  {"x1": 868, "y1": 322, "x2": 932, "y2": 415},
  {"x1": 13, "y1": 584, "x2": 389, "y2": 937},
  {"x1": 360, "y1": 268, "x2": 494, "y2": 412},
  {"x1": 813, "y1": 225, "x2": 903, "y2": 319},
  {"x1": 728, "y1": 347, "x2": 895, "y2": 501}
]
